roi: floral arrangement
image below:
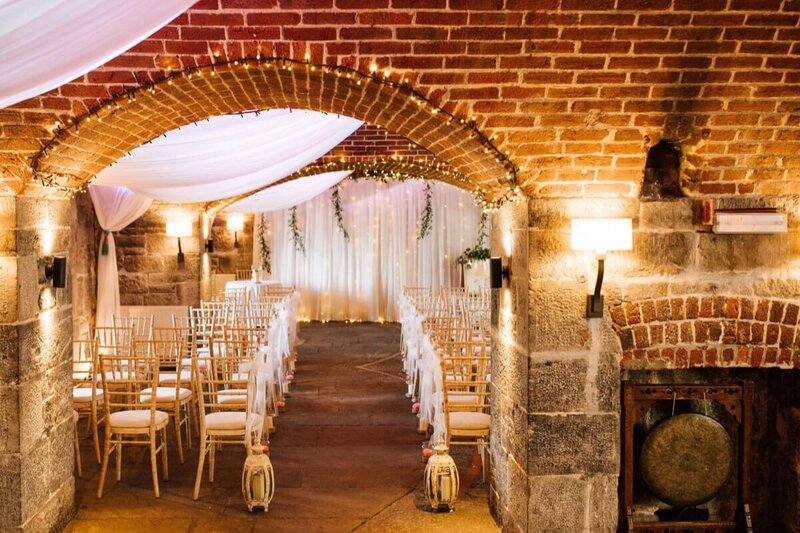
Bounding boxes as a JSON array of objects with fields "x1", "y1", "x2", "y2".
[
  {"x1": 457, "y1": 211, "x2": 490, "y2": 269},
  {"x1": 331, "y1": 187, "x2": 350, "y2": 241},
  {"x1": 288, "y1": 206, "x2": 306, "y2": 254},
  {"x1": 258, "y1": 213, "x2": 271, "y2": 274},
  {"x1": 417, "y1": 182, "x2": 433, "y2": 240}
]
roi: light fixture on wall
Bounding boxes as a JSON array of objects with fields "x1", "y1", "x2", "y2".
[
  {"x1": 227, "y1": 213, "x2": 245, "y2": 249},
  {"x1": 45, "y1": 256, "x2": 67, "y2": 289},
  {"x1": 571, "y1": 218, "x2": 633, "y2": 318},
  {"x1": 166, "y1": 219, "x2": 192, "y2": 264},
  {"x1": 490, "y1": 256, "x2": 511, "y2": 289},
  {"x1": 205, "y1": 239, "x2": 215, "y2": 253}
]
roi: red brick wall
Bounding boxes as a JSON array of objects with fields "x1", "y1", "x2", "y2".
[
  {"x1": 5, "y1": 1, "x2": 800, "y2": 199},
  {"x1": 612, "y1": 295, "x2": 800, "y2": 369},
  {"x1": 320, "y1": 124, "x2": 434, "y2": 163}
]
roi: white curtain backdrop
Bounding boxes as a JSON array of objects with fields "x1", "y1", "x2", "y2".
[
  {"x1": 226, "y1": 171, "x2": 351, "y2": 213},
  {"x1": 94, "y1": 110, "x2": 362, "y2": 202},
  {"x1": 257, "y1": 180, "x2": 483, "y2": 322},
  {"x1": 0, "y1": 0, "x2": 194, "y2": 109},
  {"x1": 89, "y1": 185, "x2": 153, "y2": 328}
]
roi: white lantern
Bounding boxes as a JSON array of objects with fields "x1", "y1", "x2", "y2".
[
  {"x1": 424, "y1": 438, "x2": 459, "y2": 512},
  {"x1": 242, "y1": 445, "x2": 275, "y2": 512}
]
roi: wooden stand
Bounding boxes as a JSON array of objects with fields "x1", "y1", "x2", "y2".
[{"x1": 622, "y1": 383, "x2": 754, "y2": 532}]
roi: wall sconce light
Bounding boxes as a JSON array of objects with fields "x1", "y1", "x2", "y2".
[
  {"x1": 227, "y1": 213, "x2": 245, "y2": 249},
  {"x1": 571, "y1": 218, "x2": 633, "y2": 318},
  {"x1": 166, "y1": 219, "x2": 193, "y2": 264},
  {"x1": 490, "y1": 256, "x2": 511, "y2": 289},
  {"x1": 45, "y1": 256, "x2": 67, "y2": 289},
  {"x1": 205, "y1": 239, "x2": 215, "y2": 253}
]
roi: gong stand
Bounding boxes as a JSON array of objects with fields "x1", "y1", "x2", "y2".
[{"x1": 622, "y1": 383, "x2": 754, "y2": 532}]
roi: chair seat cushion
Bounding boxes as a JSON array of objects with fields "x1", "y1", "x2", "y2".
[
  {"x1": 449, "y1": 411, "x2": 491, "y2": 431},
  {"x1": 109, "y1": 410, "x2": 168, "y2": 430},
  {"x1": 140, "y1": 387, "x2": 192, "y2": 403},
  {"x1": 449, "y1": 393, "x2": 478, "y2": 405},
  {"x1": 159, "y1": 370, "x2": 192, "y2": 384},
  {"x1": 205, "y1": 411, "x2": 259, "y2": 431},
  {"x1": 73, "y1": 387, "x2": 103, "y2": 403},
  {"x1": 181, "y1": 357, "x2": 209, "y2": 370}
]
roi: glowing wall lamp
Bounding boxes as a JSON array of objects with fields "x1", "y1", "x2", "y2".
[
  {"x1": 166, "y1": 219, "x2": 193, "y2": 264},
  {"x1": 490, "y1": 257, "x2": 511, "y2": 289},
  {"x1": 571, "y1": 218, "x2": 633, "y2": 318},
  {"x1": 227, "y1": 213, "x2": 245, "y2": 249}
]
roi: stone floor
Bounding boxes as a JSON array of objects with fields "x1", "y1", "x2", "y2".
[{"x1": 66, "y1": 322, "x2": 499, "y2": 532}]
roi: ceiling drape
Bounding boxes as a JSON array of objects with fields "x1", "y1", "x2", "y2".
[
  {"x1": 0, "y1": 0, "x2": 195, "y2": 109},
  {"x1": 94, "y1": 110, "x2": 363, "y2": 202},
  {"x1": 225, "y1": 171, "x2": 352, "y2": 213},
  {"x1": 88, "y1": 185, "x2": 153, "y2": 328}
]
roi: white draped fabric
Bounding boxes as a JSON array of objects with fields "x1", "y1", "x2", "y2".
[
  {"x1": 94, "y1": 110, "x2": 363, "y2": 202},
  {"x1": 89, "y1": 185, "x2": 153, "y2": 328},
  {"x1": 257, "y1": 180, "x2": 482, "y2": 322},
  {"x1": 226, "y1": 171, "x2": 351, "y2": 213},
  {"x1": 0, "y1": 0, "x2": 194, "y2": 109}
]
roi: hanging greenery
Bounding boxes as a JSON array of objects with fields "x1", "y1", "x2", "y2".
[
  {"x1": 288, "y1": 206, "x2": 306, "y2": 254},
  {"x1": 457, "y1": 211, "x2": 491, "y2": 269},
  {"x1": 330, "y1": 187, "x2": 350, "y2": 241},
  {"x1": 258, "y1": 213, "x2": 272, "y2": 274},
  {"x1": 417, "y1": 182, "x2": 434, "y2": 240}
]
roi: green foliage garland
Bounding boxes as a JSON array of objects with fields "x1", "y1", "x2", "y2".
[
  {"x1": 288, "y1": 206, "x2": 306, "y2": 254},
  {"x1": 331, "y1": 187, "x2": 350, "y2": 241},
  {"x1": 417, "y1": 182, "x2": 433, "y2": 240},
  {"x1": 258, "y1": 213, "x2": 272, "y2": 274}
]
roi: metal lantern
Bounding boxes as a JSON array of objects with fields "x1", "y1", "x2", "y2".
[
  {"x1": 424, "y1": 438, "x2": 459, "y2": 512},
  {"x1": 242, "y1": 445, "x2": 275, "y2": 512}
]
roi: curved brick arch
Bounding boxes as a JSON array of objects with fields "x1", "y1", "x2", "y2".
[
  {"x1": 30, "y1": 59, "x2": 514, "y2": 204},
  {"x1": 610, "y1": 295, "x2": 800, "y2": 369},
  {"x1": 205, "y1": 158, "x2": 466, "y2": 213}
]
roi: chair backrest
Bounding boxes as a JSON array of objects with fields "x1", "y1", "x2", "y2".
[
  {"x1": 440, "y1": 335, "x2": 491, "y2": 418},
  {"x1": 98, "y1": 338, "x2": 160, "y2": 418},
  {"x1": 195, "y1": 336, "x2": 254, "y2": 416},
  {"x1": 72, "y1": 337, "x2": 97, "y2": 388},
  {"x1": 113, "y1": 314, "x2": 153, "y2": 342},
  {"x1": 94, "y1": 325, "x2": 133, "y2": 357},
  {"x1": 171, "y1": 315, "x2": 195, "y2": 359},
  {"x1": 235, "y1": 269, "x2": 251, "y2": 281}
]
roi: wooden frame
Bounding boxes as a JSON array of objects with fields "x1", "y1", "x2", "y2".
[{"x1": 622, "y1": 382, "x2": 754, "y2": 532}]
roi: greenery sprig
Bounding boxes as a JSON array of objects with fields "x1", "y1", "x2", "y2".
[
  {"x1": 417, "y1": 182, "x2": 433, "y2": 240},
  {"x1": 331, "y1": 187, "x2": 350, "y2": 241},
  {"x1": 457, "y1": 211, "x2": 491, "y2": 269},
  {"x1": 258, "y1": 213, "x2": 272, "y2": 274},
  {"x1": 288, "y1": 206, "x2": 306, "y2": 254}
]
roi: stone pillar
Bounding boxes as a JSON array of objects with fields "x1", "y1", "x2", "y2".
[
  {"x1": 525, "y1": 198, "x2": 622, "y2": 532},
  {"x1": 489, "y1": 198, "x2": 530, "y2": 533},
  {"x1": 0, "y1": 191, "x2": 76, "y2": 532}
]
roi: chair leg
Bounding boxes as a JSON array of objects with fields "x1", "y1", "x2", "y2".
[
  {"x1": 149, "y1": 433, "x2": 160, "y2": 498},
  {"x1": 209, "y1": 442, "x2": 216, "y2": 483},
  {"x1": 74, "y1": 423, "x2": 82, "y2": 478},
  {"x1": 161, "y1": 427, "x2": 169, "y2": 481},
  {"x1": 174, "y1": 405, "x2": 185, "y2": 465},
  {"x1": 91, "y1": 408, "x2": 101, "y2": 464},
  {"x1": 193, "y1": 433, "x2": 207, "y2": 500},
  {"x1": 97, "y1": 430, "x2": 111, "y2": 498},
  {"x1": 115, "y1": 440, "x2": 122, "y2": 481},
  {"x1": 478, "y1": 440, "x2": 487, "y2": 483}
]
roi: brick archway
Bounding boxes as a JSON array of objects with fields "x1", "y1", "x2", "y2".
[
  {"x1": 611, "y1": 295, "x2": 800, "y2": 369},
  {"x1": 30, "y1": 58, "x2": 516, "y2": 205}
]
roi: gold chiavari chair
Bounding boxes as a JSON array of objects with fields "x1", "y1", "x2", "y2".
[
  {"x1": 439, "y1": 333, "x2": 492, "y2": 479},
  {"x1": 94, "y1": 326, "x2": 134, "y2": 383},
  {"x1": 137, "y1": 332, "x2": 194, "y2": 464},
  {"x1": 72, "y1": 338, "x2": 103, "y2": 463},
  {"x1": 235, "y1": 269, "x2": 251, "y2": 281},
  {"x1": 193, "y1": 334, "x2": 260, "y2": 500},
  {"x1": 96, "y1": 336, "x2": 169, "y2": 498}
]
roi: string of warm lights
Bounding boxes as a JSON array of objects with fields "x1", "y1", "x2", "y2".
[{"x1": 31, "y1": 53, "x2": 521, "y2": 209}]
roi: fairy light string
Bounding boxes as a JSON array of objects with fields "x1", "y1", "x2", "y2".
[{"x1": 31, "y1": 54, "x2": 521, "y2": 210}]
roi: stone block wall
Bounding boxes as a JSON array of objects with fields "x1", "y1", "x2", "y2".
[
  {"x1": 0, "y1": 191, "x2": 76, "y2": 532},
  {"x1": 70, "y1": 192, "x2": 97, "y2": 339},
  {"x1": 208, "y1": 212, "x2": 254, "y2": 275},
  {"x1": 115, "y1": 202, "x2": 203, "y2": 307}
]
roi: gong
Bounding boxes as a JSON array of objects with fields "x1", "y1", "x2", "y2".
[{"x1": 640, "y1": 413, "x2": 734, "y2": 508}]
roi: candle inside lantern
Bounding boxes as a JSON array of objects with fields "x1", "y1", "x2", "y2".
[
  {"x1": 438, "y1": 472, "x2": 451, "y2": 503},
  {"x1": 252, "y1": 470, "x2": 266, "y2": 502}
]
